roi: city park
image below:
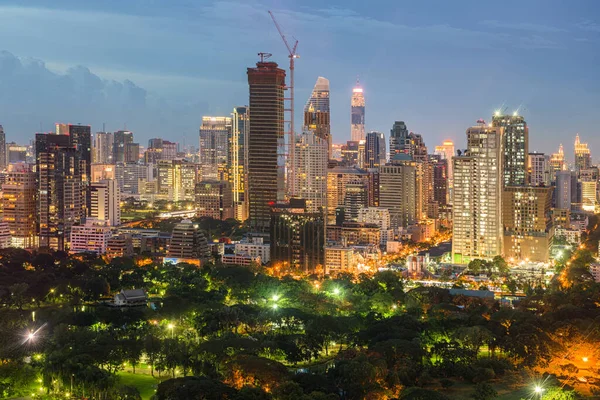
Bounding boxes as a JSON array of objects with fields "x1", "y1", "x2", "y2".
[{"x1": 1, "y1": 214, "x2": 600, "y2": 399}]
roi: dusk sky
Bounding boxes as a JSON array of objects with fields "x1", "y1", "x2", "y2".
[{"x1": 0, "y1": 0, "x2": 599, "y2": 159}]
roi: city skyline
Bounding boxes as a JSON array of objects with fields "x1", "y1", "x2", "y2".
[{"x1": 0, "y1": 0, "x2": 599, "y2": 156}]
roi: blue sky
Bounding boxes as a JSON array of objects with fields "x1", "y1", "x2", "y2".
[{"x1": 0, "y1": 0, "x2": 599, "y2": 158}]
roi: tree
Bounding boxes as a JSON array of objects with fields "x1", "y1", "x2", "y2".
[
  {"x1": 471, "y1": 382, "x2": 497, "y2": 400},
  {"x1": 492, "y1": 256, "x2": 509, "y2": 276},
  {"x1": 8, "y1": 283, "x2": 29, "y2": 310}
]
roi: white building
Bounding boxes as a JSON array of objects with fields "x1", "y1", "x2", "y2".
[
  {"x1": 590, "y1": 264, "x2": 600, "y2": 283},
  {"x1": 452, "y1": 121, "x2": 503, "y2": 264},
  {"x1": 90, "y1": 180, "x2": 121, "y2": 226},
  {"x1": 554, "y1": 227, "x2": 581, "y2": 245},
  {"x1": 235, "y1": 237, "x2": 270, "y2": 264},
  {"x1": 0, "y1": 221, "x2": 12, "y2": 249},
  {"x1": 199, "y1": 116, "x2": 232, "y2": 180},
  {"x1": 293, "y1": 131, "x2": 328, "y2": 212},
  {"x1": 114, "y1": 289, "x2": 147, "y2": 307},
  {"x1": 325, "y1": 246, "x2": 357, "y2": 273},
  {"x1": 70, "y1": 221, "x2": 112, "y2": 254},
  {"x1": 528, "y1": 152, "x2": 551, "y2": 186},
  {"x1": 357, "y1": 207, "x2": 393, "y2": 246}
]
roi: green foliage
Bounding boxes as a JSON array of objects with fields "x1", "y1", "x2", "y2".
[{"x1": 471, "y1": 382, "x2": 497, "y2": 400}]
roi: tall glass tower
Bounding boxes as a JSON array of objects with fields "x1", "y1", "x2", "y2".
[
  {"x1": 350, "y1": 80, "x2": 365, "y2": 142},
  {"x1": 492, "y1": 112, "x2": 528, "y2": 187}
]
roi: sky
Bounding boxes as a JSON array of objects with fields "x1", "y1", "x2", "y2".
[{"x1": 0, "y1": 0, "x2": 599, "y2": 159}]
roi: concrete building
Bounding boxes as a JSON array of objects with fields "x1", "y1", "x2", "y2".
[
  {"x1": 229, "y1": 106, "x2": 249, "y2": 221},
  {"x1": 379, "y1": 154, "x2": 417, "y2": 228},
  {"x1": 0, "y1": 221, "x2": 12, "y2": 249},
  {"x1": 555, "y1": 170, "x2": 573, "y2": 210},
  {"x1": 357, "y1": 207, "x2": 393, "y2": 246},
  {"x1": 235, "y1": 237, "x2": 270, "y2": 264},
  {"x1": 502, "y1": 186, "x2": 553, "y2": 262},
  {"x1": 116, "y1": 163, "x2": 152, "y2": 195},
  {"x1": 91, "y1": 164, "x2": 116, "y2": 183},
  {"x1": 222, "y1": 253, "x2": 261, "y2": 267},
  {"x1": 90, "y1": 179, "x2": 121, "y2": 226},
  {"x1": 325, "y1": 246, "x2": 357, "y2": 273},
  {"x1": 326, "y1": 166, "x2": 370, "y2": 224},
  {"x1": 549, "y1": 144, "x2": 565, "y2": 178},
  {"x1": 0, "y1": 125, "x2": 6, "y2": 169},
  {"x1": 343, "y1": 179, "x2": 369, "y2": 222},
  {"x1": 195, "y1": 180, "x2": 233, "y2": 220},
  {"x1": 157, "y1": 160, "x2": 198, "y2": 202},
  {"x1": 7, "y1": 143, "x2": 27, "y2": 164},
  {"x1": 574, "y1": 134, "x2": 591, "y2": 174},
  {"x1": 492, "y1": 113, "x2": 528, "y2": 187},
  {"x1": 199, "y1": 116, "x2": 232, "y2": 180},
  {"x1": 166, "y1": 219, "x2": 210, "y2": 261},
  {"x1": 106, "y1": 234, "x2": 134, "y2": 259},
  {"x1": 304, "y1": 77, "x2": 331, "y2": 158},
  {"x1": 364, "y1": 131, "x2": 386, "y2": 168},
  {"x1": 113, "y1": 130, "x2": 134, "y2": 163},
  {"x1": 350, "y1": 80, "x2": 365, "y2": 142},
  {"x1": 293, "y1": 131, "x2": 328, "y2": 213},
  {"x1": 93, "y1": 132, "x2": 114, "y2": 164},
  {"x1": 528, "y1": 152, "x2": 551, "y2": 187},
  {"x1": 389, "y1": 121, "x2": 409, "y2": 158},
  {"x1": 247, "y1": 59, "x2": 286, "y2": 233},
  {"x1": 69, "y1": 221, "x2": 112, "y2": 254},
  {"x1": 452, "y1": 121, "x2": 503, "y2": 263},
  {"x1": 125, "y1": 142, "x2": 140, "y2": 163},
  {"x1": 434, "y1": 140, "x2": 455, "y2": 185},
  {"x1": 1, "y1": 163, "x2": 37, "y2": 248}
]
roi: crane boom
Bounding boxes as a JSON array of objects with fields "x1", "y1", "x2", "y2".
[{"x1": 269, "y1": 11, "x2": 296, "y2": 56}]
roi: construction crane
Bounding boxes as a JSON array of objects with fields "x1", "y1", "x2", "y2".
[{"x1": 269, "y1": 10, "x2": 299, "y2": 197}]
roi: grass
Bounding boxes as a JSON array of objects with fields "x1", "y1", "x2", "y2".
[{"x1": 118, "y1": 371, "x2": 160, "y2": 400}]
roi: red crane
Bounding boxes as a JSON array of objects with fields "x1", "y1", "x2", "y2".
[{"x1": 269, "y1": 10, "x2": 299, "y2": 197}]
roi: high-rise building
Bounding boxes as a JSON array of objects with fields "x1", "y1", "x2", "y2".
[
  {"x1": 326, "y1": 166, "x2": 370, "y2": 224},
  {"x1": 93, "y1": 132, "x2": 114, "y2": 164},
  {"x1": 430, "y1": 155, "x2": 448, "y2": 206},
  {"x1": 492, "y1": 113, "x2": 528, "y2": 187},
  {"x1": 59, "y1": 124, "x2": 92, "y2": 181},
  {"x1": 528, "y1": 152, "x2": 551, "y2": 187},
  {"x1": 341, "y1": 141, "x2": 360, "y2": 166},
  {"x1": 167, "y1": 219, "x2": 210, "y2": 262},
  {"x1": 157, "y1": 160, "x2": 198, "y2": 202},
  {"x1": 113, "y1": 130, "x2": 134, "y2": 163},
  {"x1": 350, "y1": 80, "x2": 365, "y2": 142},
  {"x1": 580, "y1": 171, "x2": 598, "y2": 212},
  {"x1": 555, "y1": 170, "x2": 572, "y2": 210},
  {"x1": 7, "y1": 143, "x2": 27, "y2": 164},
  {"x1": 364, "y1": 131, "x2": 386, "y2": 168},
  {"x1": 91, "y1": 164, "x2": 116, "y2": 182},
  {"x1": 502, "y1": 186, "x2": 553, "y2": 262},
  {"x1": 161, "y1": 141, "x2": 178, "y2": 160},
  {"x1": 0, "y1": 125, "x2": 6, "y2": 169},
  {"x1": 304, "y1": 77, "x2": 331, "y2": 158},
  {"x1": 90, "y1": 180, "x2": 121, "y2": 226},
  {"x1": 379, "y1": 154, "x2": 418, "y2": 228},
  {"x1": 270, "y1": 199, "x2": 325, "y2": 273},
  {"x1": 69, "y1": 221, "x2": 112, "y2": 255},
  {"x1": 115, "y1": 163, "x2": 152, "y2": 194},
  {"x1": 389, "y1": 121, "x2": 409, "y2": 157},
  {"x1": 434, "y1": 140, "x2": 455, "y2": 192},
  {"x1": 1, "y1": 163, "x2": 37, "y2": 248},
  {"x1": 230, "y1": 106, "x2": 249, "y2": 221},
  {"x1": 574, "y1": 134, "x2": 592, "y2": 173},
  {"x1": 247, "y1": 58, "x2": 286, "y2": 232},
  {"x1": 343, "y1": 180, "x2": 369, "y2": 222},
  {"x1": 199, "y1": 116, "x2": 232, "y2": 180},
  {"x1": 293, "y1": 131, "x2": 328, "y2": 213},
  {"x1": 195, "y1": 180, "x2": 233, "y2": 220},
  {"x1": 36, "y1": 133, "x2": 84, "y2": 251},
  {"x1": 549, "y1": 144, "x2": 565, "y2": 176},
  {"x1": 452, "y1": 122, "x2": 503, "y2": 263},
  {"x1": 405, "y1": 133, "x2": 428, "y2": 162},
  {"x1": 357, "y1": 207, "x2": 393, "y2": 246},
  {"x1": 125, "y1": 142, "x2": 140, "y2": 163}
]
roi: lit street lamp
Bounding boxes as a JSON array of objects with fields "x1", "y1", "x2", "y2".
[{"x1": 167, "y1": 323, "x2": 175, "y2": 339}]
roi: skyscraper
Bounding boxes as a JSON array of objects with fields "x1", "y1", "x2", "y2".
[
  {"x1": 304, "y1": 77, "x2": 331, "y2": 158},
  {"x1": 167, "y1": 220, "x2": 210, "y2": 262},
  {"x1": 574, "y1": 134, "x2": 591, "y2": 173},
  {"x1": 434, "y1": 140, "x2": 455, "y2": 189},
  {"x1": 125, "y1": 142, "x2": 140, "y2": 163},
  {"x1": 230, "y1": 106, "x2": 249, "y2": 221},
  {"x1": 389, "y1": 121, "x2": 409, "y2": 157},
  {"x1": 492, "y1": 112, "x2": 528, "y2": 187},
  {"x1": 528, "y1": 152, "x2": 551, "y2": 186},
  {"x1": 247, "y1": 58, "x2": 286, "y2": 232},
  {"x1": 343, "y1": 180, "x2": 369, "y2": 221},
  {"x1": 93, "y1": 132, "x2": 114, "y2": 164},
  {"x1": 549, "y1": 144, "x2": 565, "y2": 175},
  {"x1": 364, "y1": 131, "x2": 386, "y2": 168},
  {"x1": 350, "y1": 80, "x2": 365, "y2": 142},
  {"x1": 157, "y1": 159, "x2": 198, "y2": 202},
  {"x1": 113, "y1": 130, "x2": 134, "y2": 163},
  {"x1": 90, "y1": 180, "x2": 121, "y2": 226},
  {"x1": 36, "y1": 133, "x2": 84, "y2": 251},
  {"x1": 195, "y1": 180, "x2": 233, "y2": 220},
  {"x1": 293, "y1": 131, "x2": 328, "y2": 213},
  {"x1": 1, "y1": 163, "x2": 37, "y2": 248},
  {"x1": 326, "y1": 166, "x2": 370, "y2": 224},
  {"x1": 199, "y1": 116, "x2": 232, "y2": 180},
  {"x1": 0, "y1": 125, "x2": 6, "y2": 169},
  {"x1": 452, "y1": 121, "x2": 503, "y2": 263},
  {"x1": 379, "y1": 154, "x2": 418, "y2": 228}
]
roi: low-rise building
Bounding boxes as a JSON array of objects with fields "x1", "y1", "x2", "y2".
[
  {"x1": 235, "y1": 237, "x2": 270, "y2": 264},
  {"x1": 590, "y1": 263, "x2": 600, "y2": 283},
  {"x1": 70, "y1": 221, "x2": 112, "y2": 254},
  {"x1": 325, "y1": 246, "x2": 357, "y2": 273},
  {"x1": 106, "y1": 234, "x2": 134, "y2": 259},
  {"x1": 114, "y1": 289, "x2": 147, "y2": 307},
  {"x1": 555, "y1": 227, "x2": 582, "y2": 245},
  {"x1": 222, "y1": 253, "x2": 261, "y2": 267}
]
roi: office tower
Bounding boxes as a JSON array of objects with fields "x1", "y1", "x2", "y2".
[
  {"x1": 7, "y1": 143, "x2": 27, "y2": 163},
  {"x1": 145, "y1": 138, "x2": 164, "y2": 163},
  {"x1": 36, "y1": 133, "x2": 84, "y2": 251},
  {"x1": 199, "y1": 116, "x2": 232, "y2": 180},
  {"x1": 364, "y1": 131, "x2": 386, "y2": 168},
  {"x1": 304, "y1": 77, "x2": 331, "y2": 158},
  {"x1": 350, "y1": 80, "x2": 365, "y2": 142},
  {"x1": 247, "y1": 58, "x2": 286, "y2": 232},
  {"x1": 113, "y1": 130, "x2": 134, "y2": 163},
  {"x1": 492, "y1": 113, "x2": 528, "y2": 186},
  {"x1": 157, "y1": 160, "x2": 198, "y2": 202},
  {"x1": 434, "y1": 140, "x2": 455, "y2": 192},
  {"x1": 93, "y1": 132, "x2": 114, "y2": 164},
  {"x1": 367, "y1": 168, "x2": 380, "y2": 207},
  {"x1": 115, "y1": 163, "x2": 152, "y2": 194},
  {"x1": 431, "y1": 155, "x2": 448, "y2": 206},
  {"x1": 195, "y1": 180, "x2": 233, "y2": 220},
  {"x1": 341, "y1": 141, "x2": 360, "y2": 165},
  {"x1": 343, "y1": 180, "x2": 369, "y2": 221},
  {"x1": 418, "y1": 159, "x2": 436, "y2": 219},
  {"x1": 70, "y1": 222, "x2": 112, "y2": 254},
  {"x1": 167, "y1": 219, "x2": 210, "y2": 261},
  {"x1": 580, "y1": 171, "x2": 598, "y2": 212},
  {"x1": 230, "y1": 106, "x2": 249, "y2": 221},
  {"x1": 405, "y1": 133, "x2": 428, "y2": 162},
  {"x1": 90, "y1": 180, "x2": 121, "y2": 226},
  {"x1": 0, "y1": 125, "x2": 6, "y2": 169},
  {"x1": 528, "y1": 152, "x2": 551, "y2": 186},
  {"x1": 161, "y1": 141, "x2": 178, "y2": 160},
  {"x1": 502, "y1": 186, "x2": 553, "y2": 262},
  {"x1": 357, "y1": 207, "x2": 393, "y2": 246},
  {"x1": 270, "y1": 199, "x2": 325, "y2": 273},
  {"x1": 125, "y1": 142, "x2": 140, "y2": 163},
  {"x1": 357, "y1": 140, "x2": 366, "y2": 168},
  {"x1": 555, "y1": 170, "x2": 572, "y2": 210},
  {"x1": 389, "y1": 121, "x2": 409, "y2": 157},
  {"x1": 1, "y1": 163, "x2": 37, "y2": 248},
  {"x1": 59, "y1": 124, "x2": 92, "y2": 180},
  {"x1": 293, "y1": 131, "x2": 328, "y2": 213},
  {"x1": 91, "y1": 164, "x2": 116, "y2": 182},
  {"x1": 452, "y1": 122, "x2": 503, "y2": 263},
  {"x1": 0, "y1": 222, "x2": 11, "y2": 249},
  {"x1": 106, "y1": 234, "x2": 134, "y2": 259},
  {"x1": 574, "y1": 134, "x2": 591, "y2": 173},
  {"x1": 379, "y1": 154, "x2": 418, "y2": 228},
  {"x1": 326, "y1": 166, "x2": 370, "y2": 223},
  {"x1": 549, "y1": 144, "x2": 565, "y2": 175}
]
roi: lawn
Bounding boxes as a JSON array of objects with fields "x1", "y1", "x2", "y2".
[{"x1": 118, "y1": 371, "x2": 160, "y2": 400}]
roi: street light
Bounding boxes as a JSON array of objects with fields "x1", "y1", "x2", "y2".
[
  {"x1": 583, "y1": 357, "x2": 589, "y2": 363},
  {"x1": 167, "y1": 323, "x2": 175, "y2": 339},
  {"x1": 333, "y1": 287, "x2": 340, "y2": 295},
  {"x1": 534, "y1": 385, "x2": 544, "y2": 399}
]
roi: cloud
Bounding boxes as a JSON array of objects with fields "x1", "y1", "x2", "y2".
[
  {"x1": 577, "y1": 20, "x2": 600, "y2": 32},
  {"x1": 480, "y1": 20, "x2": 567, "y2": 33}
]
